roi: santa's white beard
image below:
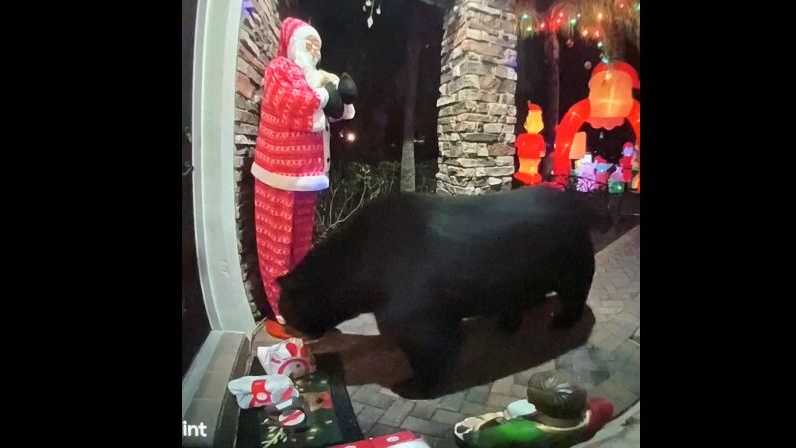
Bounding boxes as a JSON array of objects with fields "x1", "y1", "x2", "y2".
[{"x1": 292, "y1": 50, "x2": 322, "y2": 88}]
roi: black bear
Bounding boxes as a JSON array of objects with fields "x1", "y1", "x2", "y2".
[{"x1": 279, "y1": 186, "x2": 601, "y2": 395}]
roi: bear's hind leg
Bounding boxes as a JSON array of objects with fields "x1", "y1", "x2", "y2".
[
  {"x1": 382, "y1": 316, "x2": 463, "y2": 398},
  {"x1": 552, "y1": 281, "x2": 589, "y2": 328},
  {"x1": 498, "y1": 309, "x2": 523, "y2": 334},
  {"x1": 552, "y1": 244, "x2": 595, "y2": 329}
]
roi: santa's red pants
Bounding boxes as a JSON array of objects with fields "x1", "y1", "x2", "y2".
[{"x1": 254, "y1": 180, "x2": 317, "y2": 320}]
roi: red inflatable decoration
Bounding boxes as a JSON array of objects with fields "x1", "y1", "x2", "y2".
[
  {"x1": 551, "y1": 62, "x2": 640, "y2": 186},
  {"x1": 514, "y1": 102, "x2": 547, "y2": 186},
  {"x1": 515, "y1": 134, "x2": 546, "y2": 185},
  {"x1": 621, "y1": 143, "x2": 635, "y2": 183}
]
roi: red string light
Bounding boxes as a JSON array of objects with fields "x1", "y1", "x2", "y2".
[{"x1": 519, "y1": 5, "x2": 637, "y2": 48}]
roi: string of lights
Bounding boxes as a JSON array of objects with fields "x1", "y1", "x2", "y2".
[
  {"x1": 518, "y1": 0, "x2": 639, "y2": 62},
  {"x1": 361, "y1": 0, "x2": 383, "y2": 29}
]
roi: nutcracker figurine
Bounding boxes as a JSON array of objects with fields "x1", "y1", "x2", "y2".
[{"x1": 620, "y1": 142, "x2": 634, "y2": 185}]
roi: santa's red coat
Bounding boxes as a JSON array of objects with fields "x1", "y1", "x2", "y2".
[{"x1": 251, "y1": 56, "x2": 328, "y2": 192}]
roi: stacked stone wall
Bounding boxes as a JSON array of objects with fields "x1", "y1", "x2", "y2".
[
  {"x1": 233, "y1": 0, "x2": 281, "y2": 320},
  {"x1": 435, "y1": 0, "x2": 518, "y2": 195}
]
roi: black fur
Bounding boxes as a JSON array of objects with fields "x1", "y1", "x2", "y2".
[{"x1": 278, "y1": 187, "x2": 597, "y2": 394}]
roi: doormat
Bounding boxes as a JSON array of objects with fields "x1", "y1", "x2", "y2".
[{"x1": 236, "y1": 353, "x2": 363, "y2": 447}]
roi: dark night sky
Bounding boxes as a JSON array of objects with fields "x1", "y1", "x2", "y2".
[
  {"x1": 282, "y1": 0, "x2": 443, "y2": 163},
  {"x1": 279, "y1": 0, "x2": 639, "y2": 165}
]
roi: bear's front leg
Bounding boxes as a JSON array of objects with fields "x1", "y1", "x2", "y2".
[
  {"x1": 498, "y1": 309, "x2": 524, "y2": 334},
  {"x1": 379, "y1": 314, "x2": 463, "y2": 399}
]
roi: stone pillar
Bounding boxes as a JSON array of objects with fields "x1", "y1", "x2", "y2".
[
  {"x1": 233, "y1": 0, "x2": 281, "y2": 321},
  {"x1": 436, "y1": 0, "x2": 518, "y2": 195}
]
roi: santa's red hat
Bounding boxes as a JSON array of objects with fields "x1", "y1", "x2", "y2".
[
  {"x1": 278, "y1": 17, "x2": 321, "y2": 59},
  {"x1": 592, "y1": 61, "x2": 640, "y2": 89}
]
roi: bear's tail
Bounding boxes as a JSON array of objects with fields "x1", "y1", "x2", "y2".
[
  {"x1": 588, "y1": 206, "x2": 615, "y2": 234},
  {"x1": 567, "y1": 191, "x2": 614, "y2": 234}
]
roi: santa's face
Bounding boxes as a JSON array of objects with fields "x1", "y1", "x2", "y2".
[
  {"x1": 292, "y1": 34, "x2": 321, "y2": 71},
  {"x1": 304, "y1": 36, "x2": 321, "y2": 62}
]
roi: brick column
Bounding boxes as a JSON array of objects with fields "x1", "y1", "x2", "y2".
[
  {"x1": 233, "y1": 0, "x2": 281, "y2": 321},
  {"x1": 436, "y1": 0, "x2": 518, "y2": 195}
]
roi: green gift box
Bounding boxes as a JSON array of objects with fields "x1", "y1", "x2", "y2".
[{"x1": 609, "y1": 181, "x2": 625, "y2": 195}]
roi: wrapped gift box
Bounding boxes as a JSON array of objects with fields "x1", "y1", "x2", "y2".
[{"x1": 330, "y1": 431, "x2": 430, "y2": 448}]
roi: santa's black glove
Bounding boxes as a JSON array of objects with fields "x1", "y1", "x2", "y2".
[
  {"x1": 338, "y1": 73, "x2": 358, "y2": 105},
  {"x1": 323, "y1": 82, "x2": 344, "y2": 119}
]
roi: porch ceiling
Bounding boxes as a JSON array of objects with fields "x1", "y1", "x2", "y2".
[{"x1": 417, "y1": 0, "x2": 455, "y2": 9}]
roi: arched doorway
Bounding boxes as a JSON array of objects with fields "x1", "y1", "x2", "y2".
[{"x1": 191, "y1": 0, "x2": 258, "y2": 333}]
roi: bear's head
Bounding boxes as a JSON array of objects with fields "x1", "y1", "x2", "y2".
[
  {"x1": 277, "y1": 259, "x2": 361, "y2": 339},
  {"x1": 278, "y1": 273, "x2": 328, "y2": 339}
]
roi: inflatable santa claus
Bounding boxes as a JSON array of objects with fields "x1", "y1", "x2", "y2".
[{"x1": 251, "y1": 18, "x2": 357, "y2": 338}]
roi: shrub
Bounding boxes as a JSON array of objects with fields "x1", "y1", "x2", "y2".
[{"x1": 313, "y1": 159, "x2": 437, "y2": 243}]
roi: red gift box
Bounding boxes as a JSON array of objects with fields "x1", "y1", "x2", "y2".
[{"x1": 330, "y1": 431, "x2": 430, "y2": 448}]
